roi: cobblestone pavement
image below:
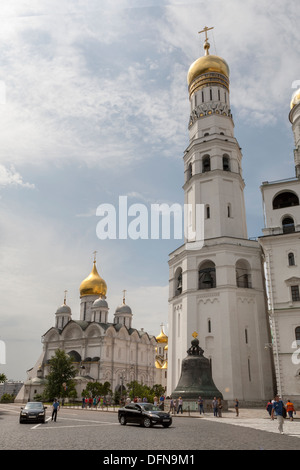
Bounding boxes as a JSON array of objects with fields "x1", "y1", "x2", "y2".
[
  {"x1": 197, "y1": 408, "x2": 300, "y2": 438},
  {"x1": 68, "y1": 404, "x2": 300, "y2": 438},
  {"x1": 1, "y1": 404, "x2": 300, "y2": 451}
]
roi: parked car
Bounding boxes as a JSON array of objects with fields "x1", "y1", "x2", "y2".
[
  {"x1": 118, "y1": 402, "x2": 172, "y2": 428},
  {"x1": 19, "y1": 402, "x2": 47, "y2": 424}
]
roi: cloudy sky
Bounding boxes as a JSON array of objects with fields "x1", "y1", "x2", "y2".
[{"x1": 0, "y1": 0, "x2": 299, "y2": 380}]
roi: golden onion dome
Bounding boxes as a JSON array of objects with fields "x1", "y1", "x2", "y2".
[
  {"x1": 187, "y1": 37, "x2": 229, "y2": 97},
  {"x1": 290, "y1": 88, "x2": 300, "y2": 109},
  {"x1": 79, "y1": 261, "x2": 107, "y2": 298},
  {"x1": 156, "y1": 327, "x2": 168, "y2": 344},
  {"x1": 187, "y1": 53, "x2": 229, "y2": 86}
]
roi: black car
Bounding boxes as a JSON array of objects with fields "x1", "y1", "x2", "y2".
[
  {"x1": 118, "y1": 402, "x2": 172, "y2": 428},
  {"x1": 19, "y1": 402, "x2": 47, "y2": 424}
]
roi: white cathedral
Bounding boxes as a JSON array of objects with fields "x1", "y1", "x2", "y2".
[
  {"x1": 16, "y1": 259, "x2": 159, "y2": 402},
  {"x1": 167, "y1": 29, "x2": 300, "y2": 407}
]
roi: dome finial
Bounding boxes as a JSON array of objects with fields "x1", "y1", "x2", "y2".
[
  {"x1": 198, "y1": 25, "x2": 214, "y2": 56},
  {"x1": 122, "y1": 289, "x2": 126, "y2": 305},
  {"x1": 63, "y1": 289, "x2": 67, "y2": 305}
]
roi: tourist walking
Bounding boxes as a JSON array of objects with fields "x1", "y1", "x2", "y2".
[
  {"x1": 217, "y1": 398, "x2": 223, "y2": 417},
  {"x1": 266, "y1": 399, "x2": 273, "y2": 417},
  {"x1": 235, "y1": 398, "x2": 239, "y2": 417},
  {"x1": 169, "y1": 398, "x2": 175, "y2": 414},
  {"x1": 177, "y1": 397, "x2": 183, "y2": 414},
  {"x1": 197, "y1": 396, "x2": 204, "y2": 415},
  {"x1": 286, "y1": 399, "x2": 295, "y2": 421},
  {"x1": 51, "y1": 398, "x2": 60, "y2": 422},
  {"x1": 212, "y1": 397, "x2": 218, "y2": 417},
  {"x1": 271, "y1": 395, "x2": 286, "y2": 434}
]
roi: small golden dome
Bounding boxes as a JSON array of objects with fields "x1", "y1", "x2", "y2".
[
  {"x1": 79, "y1": 261, "x2": 107, "y2": 298},
  {"x1": 156, "y1": 327, "x2": 168, "y2": 344},
  {"x1": 290, "y1": 88, "x2": 300, "y2": 109}
]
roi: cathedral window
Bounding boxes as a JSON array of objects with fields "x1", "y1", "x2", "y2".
[
  {"x1": 291, "y1": 285, "x2": 300, "y2": 302},
  {"x1": 282, "y1": 216, "x2": 295, "y2": 233},
  {"x1": 210, "y1": 89, "x2": 212, "y2": 101},
  {"x1": 218, "y1": 89, "x2": 220, "y2": 101},
  {"x1": 206, "y1": 205, "x2": 210, "y2": 219},
  {"x1": 202, "y1": 155, "x2": 211, "y2": 172},
  {"x1": 288, "y1": 252, "x2": 295, "y2": 266},
  {"x1": 273, "y1": 191, "x2": 299, "y2": 209},
  {"x1": 202, "y1": 91, "x2": 204, "y2": 103},
  {"x1": 227, "y1": 204, "x2": 231, "y2": 218},
  {"x1": 208, "y1": 319, "x2": 211, "y2": 333}
]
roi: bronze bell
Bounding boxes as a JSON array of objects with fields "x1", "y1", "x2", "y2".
[
  {"x1": 172, "y1": 338, "x2": 223, "y2": 400},
  {"x1": 202, "y1": 272, "x2": 213, "y2": 284}
]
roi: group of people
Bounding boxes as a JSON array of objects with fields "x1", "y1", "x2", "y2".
[
  {"x1": 82, "y1": 396, "x2": 110, "y2": 409},
  {"x1": 169, "y1": 397, "x2": 183, "y2": 414},
  {"x1": 266, "y1": 396, "x2": 296, "y2": 434}
]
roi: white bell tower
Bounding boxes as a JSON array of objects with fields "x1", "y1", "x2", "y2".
[{"x1": 168, "y1": 28, "x2": 274, "y2": 406}]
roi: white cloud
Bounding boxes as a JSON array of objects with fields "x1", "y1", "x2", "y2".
[{"x1": 0, "y1": 164, "x2": 34, "y2": 188}]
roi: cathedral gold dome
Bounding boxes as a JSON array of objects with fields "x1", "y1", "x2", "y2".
[
  {"x1": 156, "y1": 327, "x2": 168, "y2": 344},
  {"x1": 290, "y1": 88, "x2": 300, "y2": 109},
  {"x1": 79, "y1": 261, "x2": 107, "y2": 298}
]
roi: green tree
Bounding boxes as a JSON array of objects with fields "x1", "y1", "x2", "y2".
[
  {"x1": 44, "y1": 349, "x2": 76, "y2": 400},
  {"x1": 0, "y1": 373, "x2": 7, "y2": 383},
  {"x1": 85, "y1": 381, "x2": 112, "y2": 397},
  {"x1": 151, "y1": 384, "x2": 165, "y2": 398}
]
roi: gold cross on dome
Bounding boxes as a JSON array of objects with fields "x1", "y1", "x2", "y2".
[
  {"x1": 192, "y1": 331, "x2": 198, "y2": 338},
  {"x1": 198, "y1": 26, "x2": 214, "y2": 42},
  {"x1": 64, "y1": 290, "x2": 68, "y2": 305},
  {"x1": 122, "y1": 289, "x2": 127, "y2": 304},
  {"x1": 93, "y1": 250, "x2": 97, "y2": 263}
]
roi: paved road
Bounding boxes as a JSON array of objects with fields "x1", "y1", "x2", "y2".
[{"x1": 1, "y1": 403, "x2": 299, "y2": 453}]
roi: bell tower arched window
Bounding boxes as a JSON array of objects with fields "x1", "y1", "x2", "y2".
[
  {"x1": 273, "y1": 191, "x2": 299, "y2": 209},
  {"x1": 236, "y1": 259, "x2": 252, "y2": 288},
  {"x1": 198, "y1": 261, "x2": 216, "y2": 289},
  {"x1": 202, "y1": 155, "x2": 211, "y2": 173},
  {"x1": 282, "y1": 216, "x2": 295, "y2": 233},
  {"x1": 223, "y1": 155, "x2": 230, "y2": 171},
  {"x1": 174, "y1": 268, "x2": 182, "y2": 296}
]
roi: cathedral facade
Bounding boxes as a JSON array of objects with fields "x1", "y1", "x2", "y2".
[
  {"x1": 167, "y1": 30, "x2": 275, "y2": 405},
  {"x1": 16, "y1": 259, "x2": 157, "y2": 402}
]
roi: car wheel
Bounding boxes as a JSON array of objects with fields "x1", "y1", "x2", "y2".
[
  {"x1": 143, "y1": 417, "x2": 152, "y2": 428},
  {"x1": 119, "y1": 415, "x2": 126, "y2": 425}
]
